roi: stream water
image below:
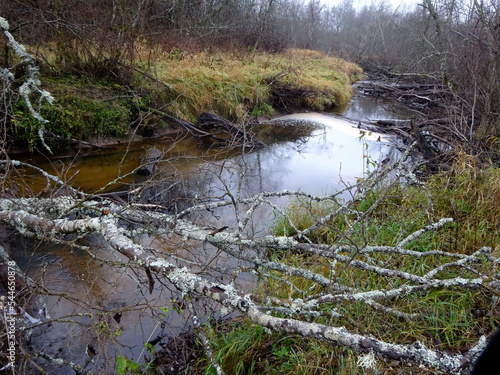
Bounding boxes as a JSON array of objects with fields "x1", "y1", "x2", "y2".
[
  {"x1": 15, "y1": 88, "x2": 411, "y2": 197},
  {"x1": 11, "y1": 88, "x2": 414, "y2": 372}
]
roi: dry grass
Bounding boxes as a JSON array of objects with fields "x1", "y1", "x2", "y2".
[
  {"x1": 31, "y1": 42, "x2": 362, "y2": 129},
  {"x1": 144, "y1": 48, "x2": 362, "y2": 121}
]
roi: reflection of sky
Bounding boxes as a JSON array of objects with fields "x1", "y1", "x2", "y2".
[{"x1": 200, "y1": 113, "x2": 398, "y2": 201}]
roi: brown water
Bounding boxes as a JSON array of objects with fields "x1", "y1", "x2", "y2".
[
  {"x1": 14, "y1": 132, "x2": 224, "y2": 194},
  {"x1": 9, "y1": 91, "x2": 413, "y2": 373},
  {"x1": 15, "y1": 89, "x2": 411, "y2": 198}
]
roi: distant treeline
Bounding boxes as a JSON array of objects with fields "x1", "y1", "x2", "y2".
[{"x1": 2, "y1": 0, "x2": 499, "y2": 155}]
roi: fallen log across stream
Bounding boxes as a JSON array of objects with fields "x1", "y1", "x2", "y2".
[
  {"x1": 357, "y1": 116, "x2": 441, "y2": 165},
  {"x1": 197, "y1": 112, "x2": 266, "y2": 148},
  {"x1": 144, "y1": 107, "x2": 266, "y2": 149},
  {"x1": 357, "y1": 82, "x2": 451, "y2": 111}
]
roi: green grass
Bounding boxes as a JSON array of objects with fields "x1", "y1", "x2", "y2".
[
  {"x1": 199, "y1": 319, "x2": 364, "y2": 375},
  {"x1": 193, "y1": 160, "x2": 500, "y2": 375},
  {"x1": 11, "y1": 76, "x2": 132, "y2": 146},
  {"x1": 272, "y1": 160, "x2": 500, "y2": 253}
]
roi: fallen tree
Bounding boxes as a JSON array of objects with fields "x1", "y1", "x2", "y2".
[
  {"x1": 358, "y1": 82, "x2": 450, "y2": 111},
  {"x1": 1, "y1": 18, "x2": 498, "y2": 374},
  {"x1": 0, "y1": 153, "x2": 498, "y2": 374}
]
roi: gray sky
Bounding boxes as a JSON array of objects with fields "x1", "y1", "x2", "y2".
[{"x1": 320, "y1": 0, "x2": 421, "y2": 9}]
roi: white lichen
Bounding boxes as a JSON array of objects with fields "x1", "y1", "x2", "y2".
[
  {"x1": 0, "y1": 17, "x2": 9, "y2": 30},
  {"x1": 357, "y1": 351, "x2": 377, "y2": 369},
  {"x1": 2, "y1": 18, "x2": 54, "y2": 152},
  {"x1": 167, "y1": 267, "x2": 199, "y2": 296},
  {"x1": 0, "y1": 68, "x2": 14, "y2": 82},
  {"x1": 220, "y1": 306, "x2": 233, "y2": 316},
  {"x1": 149, "y1": 258, "x2": 173, "y2": 269}
]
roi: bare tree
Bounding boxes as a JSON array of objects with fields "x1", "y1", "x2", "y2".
[{"x1": 1, "y1": 8, "x2": 499, "y2": 375}]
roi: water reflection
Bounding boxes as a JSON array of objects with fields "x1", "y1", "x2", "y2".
[
  {"x1": 150, "y1": 96, "x2": 409, "y2": 211},
  {"x1": 344, "y1": 83, "x2": 416, "y2": 121},
  {"x1": 10, "y1": 89, "x2": 411, "y2": 371},
  {"x1": 193, "y1": 112, "x2": 396, "y2": 204},
  {"x1": 15, "y1": 94, "x2": 408, "y2": 199}
]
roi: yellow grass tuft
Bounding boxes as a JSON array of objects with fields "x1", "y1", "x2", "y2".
[{"x1": 143, "y1": 48, "x2": 362, "y2": 121}]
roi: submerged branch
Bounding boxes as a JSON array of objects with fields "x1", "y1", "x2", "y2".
[{"x1": 143, "y1": 107, "x2": 266, "y2": 149}]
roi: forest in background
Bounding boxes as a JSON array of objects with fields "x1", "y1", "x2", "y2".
[
  {"x1": 1, "y1": 1, "x2": 500, "y2": 374},
  {"x1": 2, "y1": 0, "x2": 499, "y2": 160}
]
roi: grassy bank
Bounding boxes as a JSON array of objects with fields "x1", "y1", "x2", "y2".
[
  {"x1": 190, "y1": 158, "x2": 500, "y2": 375},
  {"x1": 146, "y1": 48, "x2": 362, "y2": 121},
  {"x1": 273, "y1": 155, "x2": 500, "y2": 253},
  {"x1": 11, "y1": 47, "x2": 361, "y2": 148}
]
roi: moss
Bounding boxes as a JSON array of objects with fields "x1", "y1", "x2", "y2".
[
  {"x1": 9, "y1": 76, "x2": 132, "y2": 147},
  {"x1": 44, "y1": 94, "x2": 130, "y2": 139}
]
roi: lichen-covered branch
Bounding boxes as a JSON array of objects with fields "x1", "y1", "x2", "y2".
[
  {"x1": 0, "y1": 190, "x2": 495, "y2": 373},
  {"x1": 0, "y1": 17, "x2": 54, "y2": 152}
]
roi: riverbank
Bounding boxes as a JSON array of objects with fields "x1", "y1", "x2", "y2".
[
  {"x1": 4, "y1": 40, "x2": 500, "y2": 375},
  {"x1": 148, "y1": 154, "x2": 500, "y2": 375},
  {"x1": 10, "y1": 48, "x2": 362, "y2": 152}
]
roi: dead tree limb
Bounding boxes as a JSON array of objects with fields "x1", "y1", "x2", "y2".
[
  {"x1": 0, "y1": 166, "x2": 496, "y2": 374},
  {"x1": 0, "y1": 152, "x2": 496, "y2": 374},
  {"x1": 0, "y1": 195, "x2": 492, "y2": 374},
  {"x1": 197, "y1": 112, "x2": 266, "y2": 148},
  {"x1": 143, "y1": 107, "x2": 265, "y2": 149}
]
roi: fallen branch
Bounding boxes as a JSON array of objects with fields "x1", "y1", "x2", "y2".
[
  {"x1": 143, "y1": 107, "x2": 265, "y2": 149},
  {"x1": 0, "y1": 156, "x2": 495, "y2": 374},
  {"x1": 0, "y1": 193, "x2": 495, "y2": 374}
]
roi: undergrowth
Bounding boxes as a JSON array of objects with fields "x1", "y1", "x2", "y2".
[
  {"x1": 273, "y1": 157, "x2": 500, "y2": 253},
  {"x1": 10, "y1": 76, "x2": 132, "y2": 147},
  {"x1": 200, "y1": 319, "x2": 364, "y2": 375},
  {"x1": 11, "y1": 46, "x2": 361, "y2": 148},
  {"x1": 194, "y1": 159, "x2": 500, "y2": 375}
]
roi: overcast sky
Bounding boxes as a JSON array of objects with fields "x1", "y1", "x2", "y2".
[{"x1": 320, "y1": 0, "x2": 421, "y2": 10}]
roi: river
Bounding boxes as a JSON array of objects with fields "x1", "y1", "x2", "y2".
[
  {"x1": 12, "y1": 87, "x2": 413, "y2": 373},
  {"x1": 15, "y1": 86, "x2": 411, "y2": 199}
]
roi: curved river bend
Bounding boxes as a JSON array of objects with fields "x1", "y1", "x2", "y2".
[{"x1": 12, "y1": 90, "x2": 412, "y2": 373}]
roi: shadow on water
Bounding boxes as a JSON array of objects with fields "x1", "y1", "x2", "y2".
[{"x1": 6, "y1": 88, "x2": 414, "y2": 372}]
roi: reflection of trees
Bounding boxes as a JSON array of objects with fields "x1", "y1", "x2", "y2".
[
  {"x1": 0, "y1": 148, "x2": 495, "y2": 374},
  {"x1": 194, "y1": 144, "x2": 294, "y2": 202},
  {"x1": 3, "y1": 0, "x2": 499, "y2": 157},
  {"x1": 254, "y1": 122, "x2": 319, "y2": 144}
]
